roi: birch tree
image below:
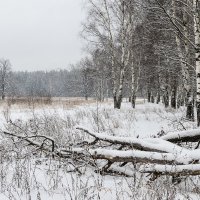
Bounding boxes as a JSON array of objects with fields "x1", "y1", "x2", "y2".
[
  {"x1": 147, "y1": 0, "x2": 196, "y2": 119},
  {"x1": 0, "y1": 59, "x2": 11, "y2": 100},
  {"x1": 82, "y1": 0, "x2": 141, "y2": 109},
  {"x1": 171, "y1": 0, "x2": 194, "y2": 120},
  {"x1": 193, "y1": 0, "x2": 200, "y2": 126}
]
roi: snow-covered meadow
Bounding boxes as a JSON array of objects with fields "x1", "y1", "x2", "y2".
[{"x1": 0, "y1": 99, "x2": 199, "y2": 200}]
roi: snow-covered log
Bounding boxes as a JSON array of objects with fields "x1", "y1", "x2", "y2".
[
  {"x1": 3, "y1": 126, "x2": 200, "y2": 178},
  {"x1": 76, "y1": 126, "x2": 189, "y2": 154},
  {"x1": 140, "y1": 164, "x2": 200, "y2": 176},
  {"x1": 161, "y1": 129, "x2": 200, "y2": 142},
  {"x1": 59, "y1": 147, "x2": 191, "y2": 165}
]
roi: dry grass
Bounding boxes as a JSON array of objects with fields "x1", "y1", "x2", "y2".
[
  {"x1": 1, "y1": 97, "x2": 110, "y2": 110},
  {"x1": 0, "y1": 97, "x2": 144, "y2": 111}
]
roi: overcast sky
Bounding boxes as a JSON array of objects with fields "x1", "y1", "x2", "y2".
[{"x1": 0, "y1": 0, "x2": 86, "y2": 71}]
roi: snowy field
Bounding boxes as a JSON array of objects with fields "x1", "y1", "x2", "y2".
[{"x1": 0, "y1": 99, "x2": 199, "y2": 200}]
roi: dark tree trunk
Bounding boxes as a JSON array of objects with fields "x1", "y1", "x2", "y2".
[
  {"x1": 2, "y1": 83, "x2": 5, "y2": 100},
  {"x1": 197, "y1": 102, "x2": 200, "y2": 127},
  {"x1": 147, "y1": 90, "x2": 151, "y2": 103},
  {"x1": 163, "y1": 90, "x2": 169, "y2": 108},
  {"x1": 186, "y1": 90, "x2": 194, "y2": 121},
  {"x1": 156, "y1": 92, "x2": 160, "y2": 104},
  {"x1": 114, "y1": 95, "x2": 122, "y2": 109},
  {"x1": 131, "y1": 95, "x2": 136, "y2": 108},
  {"x1": 114, "y1": 96, "x2": 118, "y2": 108},
  {"x1": 177, "y1": 94, "x2": 184, "y2": 108},
  {"x1": 151, "y1": 95, "x2": 154, "y2": 103},
  {"x1": 171, "y1": 86, "x2": 177, "y2": 109},
  {"x1": 186, "y1": 101, "x2": 194, "y2": 121}
]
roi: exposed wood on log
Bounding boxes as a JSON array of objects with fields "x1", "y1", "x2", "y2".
[
  {"x1": 140, "y1": 164, "x2": 200, "y2": 176},
  {"x1": 161, "y1": 129, "x2": 200, "y2": 143}
]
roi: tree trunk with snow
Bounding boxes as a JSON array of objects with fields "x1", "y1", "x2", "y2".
[
  {"x1": 193, "y1": 0, "x2": 200, "y2": 126},
  {"x1": 131, "y1": 69, "x2": 137, "y2": 108},
  {"x1": 113, "y1": 1, "x2": 132, "y2": 109},
  {"x1": 115, "y1": 69, "x2": 125, "y2": 109},
  {"x1": 172, "y1": 0, "x2": 194, "y2": 118}
]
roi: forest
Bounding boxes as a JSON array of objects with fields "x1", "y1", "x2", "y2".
[
  {"x1": 2, "y1": 0, "x2": 199, "y2": 119},
  {"x1": 0, "y1": 0, "x2": 200, "y2": 199}
]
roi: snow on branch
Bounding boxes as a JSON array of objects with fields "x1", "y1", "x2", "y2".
[
  {"x1": 76, "y1": 126, "x2": 189, "y2": 154},
  {"x1": 3, "y1": 126, "x2": 200, "y2": 178}
]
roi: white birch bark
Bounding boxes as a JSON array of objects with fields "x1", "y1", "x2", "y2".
[
  {"x1": 193, "y1": 0, "x2": 200, "y2": 126},
  {"x1": 86, "y1": 0, "x2": 133, "y2": 109},
  {"x1": 102, "y1": 0, "x2": 119, "y2": 108},
  {"x1": 114, "y1": 0, "x2": 131, "y2": 109},
  {"x1": 172, "y1": 0, "x2": 194, "y2": 119},
  {"x1": 130, "y1": 52, "x2": 140, "y2": 108}
]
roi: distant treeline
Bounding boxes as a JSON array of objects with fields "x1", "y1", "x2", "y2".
[
  {"x1": 8, "y1": 69, "x2": 86, "y2": 98},
  {"x1": 7, "y1": 68, "x2": 116, "y2": 99}
]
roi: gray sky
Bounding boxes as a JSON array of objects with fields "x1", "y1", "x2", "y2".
[{"x1": 0, "y1": 0, "x2": 86, "y2": 71}]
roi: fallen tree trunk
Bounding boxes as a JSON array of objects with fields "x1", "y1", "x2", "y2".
[
  {"x1": 76, "y1": 126, "x2": 189, "y2": 154},
  {"x1": 59, "y1": 147, "x2": 190, "y2": 165},
  {"x1": 2, "y1": 126, "x2": 200, "y2": 178},
  {"x1": 161, "y1": 129, "x2": 200, "y2": 143},
  {"x1": 140, "y1": 164, "x2": 200, "y2": 176}
]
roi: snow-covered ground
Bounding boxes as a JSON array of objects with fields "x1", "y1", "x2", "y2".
[
  {"x1": 0, "y1": 100, "x2": 199, "y2": 200},
  {"x1": 0, "y1": 99, "x2": 196, "y2": 137}
]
